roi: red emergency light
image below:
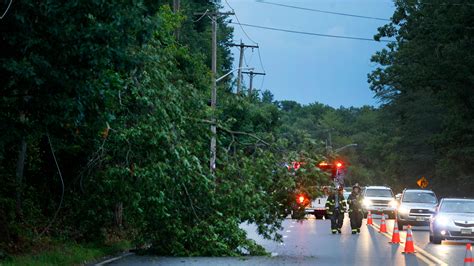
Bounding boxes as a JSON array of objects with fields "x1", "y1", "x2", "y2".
[{"x1": 298, "y1": 195, "x2": 305, "y2": 204}]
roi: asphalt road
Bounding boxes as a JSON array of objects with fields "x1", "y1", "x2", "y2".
[{"x1": 104, "y1": 214, "x2": 471, "y2": 266}]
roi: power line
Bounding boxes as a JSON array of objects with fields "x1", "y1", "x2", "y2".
[
  {"x1": 229, "y1": 22, "x2": 393, "y2": 42},
  {"x1": 225, "y1": 0, "x2": 266, "y2": 76},
  {"x1": 225, "y1": 0, "x2": 259, "y2": 44},
  {"x1": 259, "y1": 74, "x2": 265, "y2": 92},
  {"x1": 193, "y1": 9, "x2": 209, "y2": 22},
  {"x1": 257, "y1": 0, "x2": 391, "y2": 21},
  {"x1": 243, "y1": 48, "x2": 254, "y2": 67},
  {"x1": 0, "y1": 0, "x2": 13, "y2": 19},
  {"x1": 256, "y1": 47, "x2": 266, "y2": 73}
]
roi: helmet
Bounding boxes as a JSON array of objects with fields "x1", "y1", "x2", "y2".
[{"x1": 352, "y1": 183, "x2": 360, "y2": 189}]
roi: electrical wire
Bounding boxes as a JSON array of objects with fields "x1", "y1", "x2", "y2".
[
  {"x1": 230, "y1": 22, "x2": 393, "y2": 42},
  {"x1": 256, "y1": 47, "x2": 266, "y2": 73},
  {"x1": 193, "y1": 9, "x2": 209, "y2": 22},
  {"x1": 259, "y1": 74, "x2": 266, "y2": 92},
  {"x1": 225, "y1": 0, "x2": 259, "y2": 44},
  {"x1": 0, "y1": 0, "x2": 13, "y2": 19},
  {"x1": 243, "y1": 48, "x2": 255, "y2": 67},
  {"x1": 257, "y1": 0, "x2": 391, "y2": 21},
  {"x1": 225, "y1": 0, "x2": 266, "y2": 78},
  {"x1": 38, "y1": 132, "x2": 65, "y2": 238}
]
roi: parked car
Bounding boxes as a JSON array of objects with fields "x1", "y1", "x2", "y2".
[
  {"x1": 305, "y1": 186, "x2": 331, "y2": 219},
  {"x1": 397, "y1": 189, "x2": 437, "y2": 230},
  {"x1": 362, "y1": 186, "x2": 397, "y2": 219},
  {"x1": 430, "y1": 198, "x2": 474, "y2": 244}
]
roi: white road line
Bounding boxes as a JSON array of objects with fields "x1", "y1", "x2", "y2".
[
  {"x1": 271, "y1": 252, "x2": 278, "y2": 257},
  {"x1": 286, "y1": 230, "x2": 291, "y2": 233},
  {"x1": 371, "y1": 223, "x2": 447, "y2": 266},
  {"x1": 95, "y1": 252, "x2": 133, "y2": 266}
]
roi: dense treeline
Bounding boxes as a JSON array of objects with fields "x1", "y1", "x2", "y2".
[
  {"x1": 369, "y1": 0, "x2": 474, "y2": 196},
  {"x1": 277, "y1": 0, "x2": 474, "y2": 197},
  {"x1": 0, "y1": 0, "x2": 327, "y2": 257}
]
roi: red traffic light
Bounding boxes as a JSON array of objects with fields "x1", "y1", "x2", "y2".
[{"x1": 336, "y1": 162, "x2": 343, "y2": 168}]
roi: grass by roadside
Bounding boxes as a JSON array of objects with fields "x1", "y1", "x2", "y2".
[{"x1": 0, "y1": 240, "x2": 131, "y2": 266}]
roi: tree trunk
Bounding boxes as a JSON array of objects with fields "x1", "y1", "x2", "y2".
[
  {"x1": 0, "y1": 209, "x2": 10, "y2": 244},
  {"x1": 15, "y1": 137, "x2": 27, "y2": 221},
  {"x1": 114, "y1": 202, "x2": 123, "y2": 228}
]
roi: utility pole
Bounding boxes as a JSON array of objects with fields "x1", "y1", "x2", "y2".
[
  {"x1": 194, "y1": 11, "x2": 234, "y2": 173},
  {"x1": 242, "y1": 70, "x2": 265, "y2": 95},
  {"x1": 229, "y1": 42, "x2": 258, "y2": 94},
  {"x1": 173, "y1": 0, "x2": 180, "y2": 12},
  {"x1": 173, "y1": 0, "x2": 180, "y2": 40}
]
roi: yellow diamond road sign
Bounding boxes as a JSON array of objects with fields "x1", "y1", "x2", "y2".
[{"x1": 417, "y1": 176, "x2": 428, "y2": 188}]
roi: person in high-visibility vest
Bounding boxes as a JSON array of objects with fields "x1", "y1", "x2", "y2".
[
  {"x1": 325, "y1": 186, "x2": 348, "y2": 234},
  {"x1": 348, "y1": 183, "x2": 364, "y2": 234}
]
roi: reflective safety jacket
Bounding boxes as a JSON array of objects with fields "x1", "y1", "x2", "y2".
[
  {"x1": 325, "y1": 194, "x2": 348, "y2": 215},
  {"x1": 347, "y1": 193, "x2": 363, "y2": 213}
]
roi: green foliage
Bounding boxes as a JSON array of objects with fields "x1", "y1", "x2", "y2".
[
  {"x1": 368, "y1": 0, "x2": 474, "y2": 195},
  {"x1": 0, "y1": 0, "x2": 327, "y2": 258},
  {"x1": 0, "y1": 240, "x2": 131, "y2": 266}
]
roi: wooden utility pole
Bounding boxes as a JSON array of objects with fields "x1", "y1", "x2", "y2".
[
  {"x1": 173, "y1": 0, "x2": 180, "y2": 39},
  {"x1": 210, "y1": 13, "x2": 217, "y2": 172},
  {"x1": 242, "y1": 70, "x2": 265, "y2": 95},
  {"x1": 173, "y1": 0, "x2": 180, "y2": 12},
  {"x1": 229, "y1": 42, "x2": 258, "y2": 94},
  {"x1": 194, "y1": 11, "x2": 234, "y2": 173}
]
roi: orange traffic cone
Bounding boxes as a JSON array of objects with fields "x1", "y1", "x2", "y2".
[
  {"x1": 367, "y1": 211, "x2": 373, "y2": 225},
  {"x1": 379, "y1": 214, "x2": 387, "y2": 233},
  {"x1": 389, "y1": 218, "x2": 401, "y2": 244},
  {"x1": 465, "y1": 243, "x2": 474, "y2": 265},
  {"x1": 402, "y1": 225, "x2": 416, "y2": 254}
]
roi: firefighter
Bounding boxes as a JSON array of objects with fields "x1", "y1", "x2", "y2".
[
  {"x1": 348, "y1": 183, "x2": 363, "y2": 234},
  {"x1": 325, "y1": 186, "x2": 348, "y2": 234}
]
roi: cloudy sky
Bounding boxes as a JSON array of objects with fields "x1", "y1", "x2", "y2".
[{"x1": 221, "y1": 0, "x2": 395, "y2": 107}]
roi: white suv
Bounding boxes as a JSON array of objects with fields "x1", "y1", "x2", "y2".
[
  {"x1": 397, "y1": 189, "x2": 437, "y2": 230},
  {"x1": 362, "y1": 186, "x2": 398, "y2": 219}
]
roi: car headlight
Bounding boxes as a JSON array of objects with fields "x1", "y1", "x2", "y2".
[
  {"x1": 389, "y1": 200, "x2": 398, "y2": 208},
  {"x1": 363, "y1": 198, "x2": 372, "y2": 207},
  {"x1": 398, "y1": 206, "x2": 410, "y2": 215},
  {"x1": 435, "y1": 216, "x2": 450, "y2": 226}
]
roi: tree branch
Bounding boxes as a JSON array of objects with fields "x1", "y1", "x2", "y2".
[{"x1": 187, "y1": 117, "x2": 271, "y2": 146}]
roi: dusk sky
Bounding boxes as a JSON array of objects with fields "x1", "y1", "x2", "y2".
[{"x1": 221, "y1": 0, "x2": 395, "y2": 108}]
